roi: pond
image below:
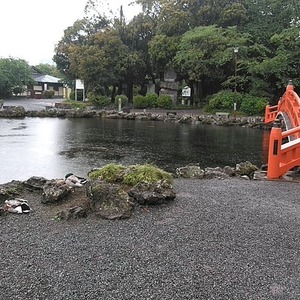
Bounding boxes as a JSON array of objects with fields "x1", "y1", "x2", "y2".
[{"x1": 0, "y1": 117, "x2": 269, "y2": 183}]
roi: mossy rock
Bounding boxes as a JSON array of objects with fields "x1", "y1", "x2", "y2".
[{"x1": 235, "y1": 161, "x2": 258, "y2": 178}]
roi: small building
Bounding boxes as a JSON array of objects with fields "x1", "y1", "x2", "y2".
[{"x1": 29, "y1": 67, "x2": 65, "y2": 99}]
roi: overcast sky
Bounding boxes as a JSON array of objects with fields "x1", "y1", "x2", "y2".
[{"x1": 0, "y1": 0, "x2": 141, "y2": 65}]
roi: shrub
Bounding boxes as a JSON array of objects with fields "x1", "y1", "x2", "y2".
[
  {"x1": 133, "y1": 95, "x2": 148, "y2": 108},
  {"x1": 240, "y1": 95, "x2": 268, "y2": 116},
  {"x1": 88, "y1": 93, "x2": 111, "y2": 108},
  {"x1": 206, "y1": 91, "x2": 243, "y2": 112},
  {"x1": 145, "y1": 93, "x2": 158, "y2": 108},
  {"x1": 157, "y1": 95, "x2": 173, "y2": 109},
  {"x1": 205, "y1": 90, "x2": 268, "y2": 115},
  {"x1": 13, "y1": 86, "x2": 24, "y2": 95},
  {"x1": 114, "y1": 94, "x2": 128, "y2": 108},
  {"x1": 43, "y1": 90, "x2": 55, "y2": 99}
]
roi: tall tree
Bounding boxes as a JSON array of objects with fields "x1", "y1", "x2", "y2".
[
  {"x1": 241, "y1": 0, "x2": 300, "y2": 45},
  {"x1": 173, "y1": 25, "x2": 262, "y2": 100},
  {"x1": 67, "y1": 28, "x2": 145, "y2": 99},
  {"x1": 53, "y1": 16, "x2": 110, "y2": 79},
  {"x1": 249, "y1": 26, "x2": 300, "y2": 100},
  {"x1": 34, "y1": 63, "x2": 64, "y2": 78},
  {"x1": 148, "y1": 34, "x2": 179, "y2": 79}
]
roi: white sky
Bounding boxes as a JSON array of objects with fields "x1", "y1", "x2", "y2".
[{"x1": 0, "y1": 0, "x2": 141, "y2": 65}]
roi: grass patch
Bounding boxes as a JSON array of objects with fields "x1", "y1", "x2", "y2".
[
  {"x1": 88, "y1": 163, "x2": 173, "y2": 186},
  {"x1": 89, "y1": 164, "x2": 126, "y2": 182},
  {"x1": 63, "y1": 100, "x2": 93, "y2": 109}
]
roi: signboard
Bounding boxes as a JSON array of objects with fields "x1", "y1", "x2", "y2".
[
  {"x1": 182, "y1": 86, "x2": 191, "y2": 97},
  {"x1": 75, "y1": 79, "x2": 85, "y2": 101},
  {"x1": 75, "y1": 79, "x2": 84, "y2": 90}
]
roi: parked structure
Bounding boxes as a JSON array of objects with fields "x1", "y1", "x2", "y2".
[
  {"x1": 30, "y1": 67, "x2": 65, "y2": 98},
  {"x1": 20, "y1": 67, "x2": 66, "y2": 99}
]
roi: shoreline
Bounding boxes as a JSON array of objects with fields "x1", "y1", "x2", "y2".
[{"x1": 0, "y1": 104, "x2": 269, "y2": 129}]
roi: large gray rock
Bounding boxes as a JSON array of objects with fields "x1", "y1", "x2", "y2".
[
  {"x1": 87, "y1": 180, "x2": 134, "y2": 220},
  {"x1": 0, "y1": 181, "x2": 23, "y2": 203},
  {"x1": 56, "y1": 206, "x2": 87, "y2": 220},
  {"x1": 176, "y1": 165, "x2": 205, "y2": 179},
  {"x1": 128, "y1": 180, "x2": 176, "y2": 205},
  {"x1": 0, "y1": 106, "x2": 26, "y2": 118},
  {"x1": 204, "y1": 167, "x2": 230, "y2": 179},
  {"x1": 23, "y1": 176, "x2": 48, "y2": 190},
  {"x1": 235, "y1": 161, "x2": 258, "y2": 179},
  {"x1": 42, "y1": 183, "x2": 71, "y2": 204}
]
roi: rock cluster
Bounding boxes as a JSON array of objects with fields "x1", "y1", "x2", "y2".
[
  {"x1": 0, "y1": 105, "x2": 270, "y2": 128},
  {"x1": 0, "y1": 175, "x2": 176, "y2": 221},
  {"x1": 176, "y1": 161, "x2": 261, "y2": 180}
]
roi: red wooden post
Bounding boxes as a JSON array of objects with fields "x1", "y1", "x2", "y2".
[{"x1": 267, "y1": 121, "x2": 282, "y2": 179}]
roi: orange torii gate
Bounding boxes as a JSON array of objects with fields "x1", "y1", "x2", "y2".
[{"x1": 265, "y1": 82, "x2": 300, "y2": 179}]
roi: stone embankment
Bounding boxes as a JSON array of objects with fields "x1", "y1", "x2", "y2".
[{"x1": 0, "y1": 105, "x2": 270, "y2": 129}]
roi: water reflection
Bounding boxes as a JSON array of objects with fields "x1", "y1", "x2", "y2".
[{"x1": 0, "y1": 118, "x2": 268, "y2": 183}]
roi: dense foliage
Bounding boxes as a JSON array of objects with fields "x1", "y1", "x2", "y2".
[
  {"x1": 50, "y1": 0, "x2": 300, "y2": 108},
  {"x1": 0, "y1": 58, "x2": 34, "y2": 98},
  {"x1": 206, "y1": 90, "x2": 268, "y2": 115},
  {"x1": 2, "y1": 0, "x2": 298, "y2": 111}
]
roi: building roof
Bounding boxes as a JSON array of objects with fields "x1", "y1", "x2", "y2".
[{"x1": 32, "y1": 73, "x2": 62, "y2": 84}]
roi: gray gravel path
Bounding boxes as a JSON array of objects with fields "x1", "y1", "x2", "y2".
[
  {"x1": 2, "y1": 98, "x2": 64, "y2": 111},
  {"x1": 1, "y1": 178, "x2": 300, "y2": 299}
]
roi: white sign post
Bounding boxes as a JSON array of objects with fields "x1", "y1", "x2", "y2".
[
  {"x1": 75, "y1": 79, "x2": 85, "y2": 101},
  {"x1": 182, "y1": 86, "x2": 191, "y2": 105}
]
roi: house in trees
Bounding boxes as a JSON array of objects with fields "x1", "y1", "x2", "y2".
[{"x1": 25, "y1": 66, "x2": 65, "y2": 99}]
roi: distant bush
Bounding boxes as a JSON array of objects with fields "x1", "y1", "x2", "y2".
[
  {"x1": 13, "y1": 86, "x2": 24, "y2": 95},
  {"x1": 88, "y1": 93, "x2": 111, "y2": 108},
  {"x1": 205, "y1": 91, "x2": 243, "y2": 112},
  {"x1": 157, "y1": 95, "x2": 173, "y2": 109},
  {"x1": 114, "y1": 94, "x2": 128, "y2": 108},
  {"x1": 205, "y1": 90, "x2": 268, "y2": 115},
  {"x1": 240, "y1": 95, "x2": 268, "y2": 116},
  {"x1": 43, "y1": 90, "x2": 55, "y2": 99},
  {"x1": 145, "y1": 93, "x2": 158, "y2": 108},
  {"x1": 133, "y1": 95, "x2": 148, "y2": 108}
]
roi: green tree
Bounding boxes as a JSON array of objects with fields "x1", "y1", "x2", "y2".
[
  {"x1": 241, "y1": 0, "x2": 300, "y2": 46},
  {"x1": 148, "y1": 34, "x2": 179, "y2": 80},
  {"x1": 174, "y1": 26, "x2": 240, "y2": 100},
  {"x1": 53, "y1": 16, "x2": 110, "y2": 79},
  {"x1": 248, "y1": 26, "x2": 300, "y2": 101},
  {"x1": 67, "y1": 28, "x2": 145, "y2": 100},
  {"x1": 34, "y1": 63, "x2": 63, "y2": 78},
  {"x1": 0, "y1": 58, "x2": 34, "y2": 98},
  {"x1": 121, "y1": 12, "x2": 158, "y2": 90}
]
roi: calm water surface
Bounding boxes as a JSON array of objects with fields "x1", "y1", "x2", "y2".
[{"x1": 0, "y1": 117, "x2": 269, "y2": 183}]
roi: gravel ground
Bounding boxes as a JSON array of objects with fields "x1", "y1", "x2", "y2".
[
  {"x1": 2, "y1": 98, "x2": 64, "y2": 111},
  {"x1": 1, "y1": 178, "x2": 300, "y2": 299}
]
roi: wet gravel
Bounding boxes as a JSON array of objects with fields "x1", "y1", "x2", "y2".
[
  {"x1": 1, "y1": 178, "x2": 300, "y2": 299},
  {"x1": 2, "y1": 98, "x2": 64, "y2": 111}
]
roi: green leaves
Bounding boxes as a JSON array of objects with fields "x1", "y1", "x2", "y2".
[{"x1": 0, "y1": 58, "x2": 34, "y2": 98}]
